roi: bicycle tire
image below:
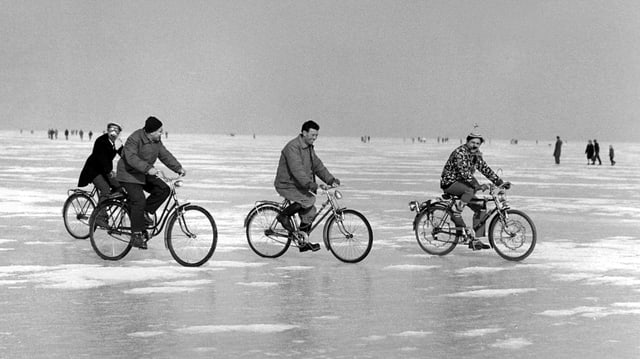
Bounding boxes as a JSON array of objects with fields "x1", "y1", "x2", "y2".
[
  {"x1": 89, "y1": 200, "x2": 132, "y2": 261},
  {"x1": 166, "y1": 205, "x2": 217, "y2": 267},
  {"x1": 63, "y1": 193, "x2": 95, "y2": 239},
  {"x1": 325, "y1": 209, "x2": 373, "y2": 263},
  {"x1": 415, "y1": 206, "x2": 459, "y2": 256},
  {"x1": 245, "y1": 205, "x2": 291, "y2": 258},
  {"x1": 488, "y1": 209, "x2": 536, "y2": 261}
]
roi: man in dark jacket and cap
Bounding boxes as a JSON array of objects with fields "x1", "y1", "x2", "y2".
[
  {"x1": 274, "y1": 120, "x2": 340, "y2": 252},
  {"x1": 116, "y1": 116, "x2": 186, "y2": 249},
  {"x1": 77, "y1": 122, "x2": 124, "y2": 202}
]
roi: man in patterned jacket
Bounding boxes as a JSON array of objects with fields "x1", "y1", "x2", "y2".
[{"x1": 440, "y1": 133, "x2": 509, "y2": 250}]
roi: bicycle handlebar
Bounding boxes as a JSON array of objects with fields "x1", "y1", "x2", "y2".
[{"x1": 156, "y1": 170, "x2": 185, "y2": 182}]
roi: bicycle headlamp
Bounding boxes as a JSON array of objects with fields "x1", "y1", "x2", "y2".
[
  {"x1": 409, "y1": 201, "x2": 418, "y2": 211},
  {"x1": 175, "y1": 180, "x2": 184, "y2": 188},
  {"x1": 334, "y1": 190, "x2": 343, "y2": 200}
]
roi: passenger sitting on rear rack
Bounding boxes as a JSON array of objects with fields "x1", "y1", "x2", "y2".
[
  {"x1": 77, "y1": 122, "x2": 124, "y2": 203},
  {"x1": 440, "y1": 132, "x2": 510, "y2": 250}
]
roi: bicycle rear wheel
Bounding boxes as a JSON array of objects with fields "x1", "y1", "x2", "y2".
[
  {"x1": 325, "y1": 209, "x2": 373, "y2": 263},
  {"x1": 245, "y1": 205, "x2": 291, "y2": 258},
  {"x1": 167, "y1": 205, "x2": 217, "y2": 267},
  {"x1": 89, "y1": 201, "x2": 132, "y2": 260},
  {"x1": 488, "y1": 209, "x2": 536, "y2": 261},
  {"x1": 415, "y1": 206, "x2": 458, "y2": 255},
  {"x1": 63, "y1": 193, "x2": 95, "y2": 239}
]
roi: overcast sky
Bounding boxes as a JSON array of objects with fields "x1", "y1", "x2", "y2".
[{"x1": 2, "y1": 0, "x2": 639, "y2": 141}]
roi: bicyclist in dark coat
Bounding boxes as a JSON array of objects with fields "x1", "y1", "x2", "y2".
[
  {"x1": 116, "y1": 116, "x2": 185, "y2": 249},
  {"x1": 440, "y1": 132, "x2": 509, "y2": 250},
  {"x1": 274, "y1": 120, "x2": 340, "y2": 252},
  {"x1": 77, "y1": 122, "x2": 123, "y2": 203}
]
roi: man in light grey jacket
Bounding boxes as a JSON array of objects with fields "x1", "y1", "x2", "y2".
[{"x1": 274, "y1": 120, "x2": 340, "y2": 252}]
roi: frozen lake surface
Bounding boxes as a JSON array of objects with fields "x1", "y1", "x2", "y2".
[{"x1": 1, "y1": 131, "x2": 639, "y2": 358}]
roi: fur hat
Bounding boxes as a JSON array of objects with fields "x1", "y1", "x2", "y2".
[
  {"x1": 144, "y1": 116, "x2": 163, "y2": 133},
  {"x1": 466, "y1": 132, "x2": 484, "y2": 144}
]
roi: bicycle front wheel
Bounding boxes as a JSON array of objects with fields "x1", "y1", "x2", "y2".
[
  {"x1": 89, "y1": 201, "x2": 132, "y2": 260},
  {"x1": 167, "y1": 205, "x2": 217, "y2": 267},
  {"x1": 415, "y1": 206, "x2": 458, "y2": 255},
  {"x1": 63, "y1": 193, "x2": 95, "y2": 239},
  {"x1": 325, "y1": 209, "x2": 373, "y2": 263},
  {"x1": 245, "y1": 205, "x2": 291, "y2": 258},
  {"x1": 488, "y1": 209, "x2": 536, "y2": 261}
]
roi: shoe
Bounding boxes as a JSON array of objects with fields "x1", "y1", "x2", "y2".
[
  {"x1": 469, "y1": 239, "x2": 490, "y2": 250},
  {"x1": 298, "y1": 242, "x2": 321, "y2": 252},
  {"x1": 94, "y1": 210, "x2": 109, "y2": 228},
  {"x1": 144, "y1": 212, "x2": 154, "y2": 227},
  {"x1": 276, "y1": 214, "x2": 294, "y2": 232},
  {"x1": 131, "y1": 232, "x2": 147, "y2": 250},
  {"x1": 299, "y1": 222, "x2": 312, "y2": 234}
]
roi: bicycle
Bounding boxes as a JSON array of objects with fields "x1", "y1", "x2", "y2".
[
  {"x1": 409, "y1": 183, "x2": 536, "y2": 261},
  {"x1": 244, "y1": 185, "x2": 373, "y2": 263},
  {"x1": 88, "y1": 171, "x2": 218, "y2": 267},
  {"x1": 62, "y1": 186, "x2": 98, "y2": 239}
]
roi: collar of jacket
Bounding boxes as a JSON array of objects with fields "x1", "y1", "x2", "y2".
[
  {"x1": 140, "y1": 129, "x2": 158, "y2": 144},
  {"x1": 297, "y1": 134, "x2": 312, "y2": 149}
]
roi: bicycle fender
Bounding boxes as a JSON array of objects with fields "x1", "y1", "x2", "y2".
[
  {"x1": 412, "y1": 201, "x2": 446, "y2": 230},
  {"x1": 322, "y1": 214, "x2": 334, "y2": 251},
  {"x1": 243, "y1": 201, "x2": 281, "y2": 227}
]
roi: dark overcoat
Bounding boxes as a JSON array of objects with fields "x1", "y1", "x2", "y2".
[{"x1": 77, "y1": 133, "x2": 122, "y2": 187}]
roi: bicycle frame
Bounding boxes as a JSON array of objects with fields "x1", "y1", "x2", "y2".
[
  {"x1": 412, "y1": 185, "x2": 511, "y2": 243},
  {"x1": 248, "y1": 187, "x2": 346, "y2": 248}
]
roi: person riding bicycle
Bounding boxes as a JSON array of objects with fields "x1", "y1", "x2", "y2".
[
  {"x1": 440, "y1": 132, "x2": 510, "y2": 250},
  {"x1": 116, "y1": 116, "x2": 186, "y2": 249},
  {"x1": 77, "y1": 122, "x2": 124, "y2": 203},
  {"x1": 274, "y1": 120, "x2": 340, "y2": 252}
]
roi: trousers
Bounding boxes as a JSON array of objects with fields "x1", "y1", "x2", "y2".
[{"x1": 121, "y1": 175, "x2": 170, "y2": 232}]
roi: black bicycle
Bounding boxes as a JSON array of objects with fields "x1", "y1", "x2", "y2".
[
  {"x1": 88, "y1": 172, "x2": 217, "y2": 267},
  {"x1": 409, "y1": 183, "x2": 536, "y2": 261},
  {"x1": 244, "y1": 185, "x2": 373, "y2": 263},
  {"x1": 63, "y1": 186, "x2": 98, "y2": 239}
]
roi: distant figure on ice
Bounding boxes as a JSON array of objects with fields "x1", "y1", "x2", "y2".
[
  {"x1": 592, "y1": 139, "x2": 602, "y2": 165},
  {"x1": 440, "y1": 132, "x2": 510, "y2": 251},
  {"x1": 585, "y1": 140, "x2": 594, "y2": 165},
  {"x1": 274, "y1": 120, "x2": 340, "y2": 253},
  {"x1": 77, "y1": 123, "x2": 124, "y2": 205},
  {"x1": 64, "y1": 129, "x2": 69, "y2": 140},
  {"x1": 79, "y1": 129, "x2": 84, "y2": 141},
  {"x1": 116, "y1": 116, "x2": 186, "y2": 250},
  {"x1": 609, "y1": 145, "x2": 616, "y2": 166},
  {"x1": 88, "y1": 131, "x2": 93, "y2": 141},
  {"x1": 553, "y1": 136, "x2": 563, "y2": 164}
]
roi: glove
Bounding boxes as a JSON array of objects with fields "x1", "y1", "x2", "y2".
[
  {"x1": 179, "y1": 169, "x2": 187, "y2": 177},
  {"x1": 502, "y1": 181, "x2": 511, "y2": 190},
  {"x1": 308, "y1": 182, "x2": 319, "y2": 193},
  {"x1": 331, "y1": 178, "x2": 341, "y2": 186}
]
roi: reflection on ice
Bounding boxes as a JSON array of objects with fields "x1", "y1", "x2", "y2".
[{"x1": 176, "y1": 324, "x2": 298, "y2": 334}]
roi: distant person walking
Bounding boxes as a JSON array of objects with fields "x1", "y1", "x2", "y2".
[
  {"x1": 64, "y1": 129, "x2": 69, "y2": 140},
  {"x1": 609, "y1": 145, "x2": 616, "y2": 166},
  {"x1": 553, "y1": 136, "x2": 563, "y2": 164},
  {"x1": 592, "y1": 139, "x2": 602, "y2": 165},
  {"x1": 79, "y1": 129, "x2": 84, "y2": 141},
  {"x1": 585, "y1": 140, "x2": 594, "y2": 165}
]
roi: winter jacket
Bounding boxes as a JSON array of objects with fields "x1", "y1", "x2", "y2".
[
  {"x1": 116, "y1": 128, "x2": 182, "y2": 184},
  {"x1": 77, "y1": 133, "x2": 122, "y2": 187},
  {"x1": 440, "y1": 144, "x2": 502, "y2": 190}
]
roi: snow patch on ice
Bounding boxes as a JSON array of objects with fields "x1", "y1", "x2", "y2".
[
  {"x1": 124, "y1": 286, "x2": 200, "y2": 294},
  {"x1": 383, "y1": 264, "x2": 439, "y2": 271},
  {"x1": 128, "y1": 331, "x2": 165, "y2": 337},
  {"x1": 275, "y1": 266, "x2": 315, "y2": 271},
  {"x1": 447, "y1": 288, "x2": 536, "y2": 298},
  {"x1": 537, "y1": 306, "x2": 608, "y2": 317},
  {"x1": 313, "y1": 315, "x2": 340, "y2": 320},
  {"x1": 456, "y1": 328, "x2": 504, "y2": 337},
  {"x1": 236, "y1": 281, "x2": 279, "y2": 288},
  {"x1": 392, "y1": 331, "x2": 432, "y2": 337},
  {"x1": 456, "y1": 267, "x2": 511, "y2": 274},
  {"x1": 490, "y1": 337, "x2": 532, "y2": 349},
  {"x1": 209, "y1": 261, "x2": 268, "y2": 268},
  {"x1": 176, "y1": 324, "x2": 298, "y2": 334}
]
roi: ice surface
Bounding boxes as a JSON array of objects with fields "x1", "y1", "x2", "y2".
[{"x1": 1, "y1": 132, "x2": 640, "y2": 358}]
